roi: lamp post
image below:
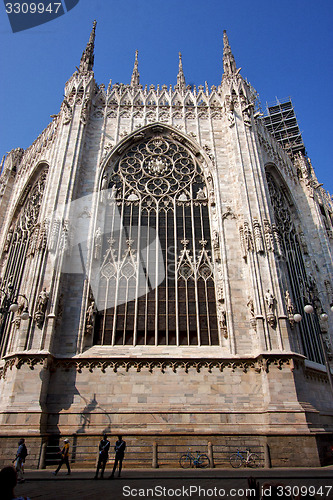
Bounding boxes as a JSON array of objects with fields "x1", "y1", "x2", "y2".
[{"x1": 0, "y1": 279, "x2": 30, "y2": 354}]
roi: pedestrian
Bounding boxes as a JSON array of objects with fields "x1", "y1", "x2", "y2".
[
  {"x1": 94, "y1": 433, "x2": 110, "y2": 479},
  {"x1": 109, "y1": 435, "x2": 126, "y2": 479},
  {"x1": 53, "y1": 438, "x2": 71, "y2": 475},
  {"x1": 13, "y1": 439, "x2": 28, "y2": 484},
  {"x1": 0, "y1": 466, "x2": 31, "y2": 500}
]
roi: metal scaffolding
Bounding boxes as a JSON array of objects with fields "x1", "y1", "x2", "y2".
[{"x1": 264, "y1": 98, "x2": 305, "y2": 156}]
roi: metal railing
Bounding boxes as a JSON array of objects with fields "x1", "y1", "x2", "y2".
[{"x1": 42, "y1": 439, "x2": 265, "y2": 469}]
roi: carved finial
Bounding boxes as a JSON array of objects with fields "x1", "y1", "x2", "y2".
[
  {"x1": 79, "y1": 20, "x2": 97, "y2": 73},
  {"x1": 131, "y1": 50, "x2": 140, "y2": 88},
  {"x1": 222, "y1": 30, "x2": 238, "y2": 78},
  {"x1": 176, "y1": 51, "x2": 186, "y2": 92}
]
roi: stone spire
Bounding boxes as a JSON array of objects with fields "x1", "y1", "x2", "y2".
[
  {"x1": 130, "y1": 50, "x2": 140, "y2": 88},
  {"x1": 79, "y1": 20, "x2": 97, "y2": 73},
  {"x1": 222, "y1": 30, "x2": 237, "y2": 77},
  {"x1": 176, "y1": 52, "x2": 186, "y2": 91}
]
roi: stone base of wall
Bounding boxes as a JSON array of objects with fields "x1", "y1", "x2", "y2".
[{"x1": 0, "y1": 432, "x2": 330, "y2": 469}]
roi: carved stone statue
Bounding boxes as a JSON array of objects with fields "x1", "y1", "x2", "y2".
[
  {"x1": 265, "y1": 289, "x2": 275, "y2": 312},
  {"x1": 4, "y1": 225, "x2": 14, "y2": 253},
  {"x1": 247, "y1": 297, "x2": 255, "y2": 318},
  {"x1": 37, "y1": 288, "x2": 49, "y2": 313},
  {"x1": 94, "y1": 227, "x2": 102, "y2": 260},
  {"x1": 219, "y1": 306, "x2": 228, "y2": 339},
  {"x1": 196, "y1": 187, "x2": 206, "y2": 200},
  {"x1": 85, "y1": 301, "x2": 96, "y2": 335},
  {"x1": 285, "y1": 290, "x2": 294, "y2": 316},
  {"x1": 34, "y1": 287, "x2": 49, "y2": 329},
  {"x1": 253, "y1": 218, "x2": 264, "y2": 253}
]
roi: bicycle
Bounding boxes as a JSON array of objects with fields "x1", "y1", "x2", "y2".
[
  {"x1": 179, "y1": 449, "x2": 210, "y2": 468},
  {"x1": 229, "y1": 448, "x2": 260, "y2": 468}
]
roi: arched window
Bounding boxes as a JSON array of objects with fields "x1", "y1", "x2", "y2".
[
  {"x1": 93, "y1": 134, "x2": 219, "y2": 346},
  {"x1": 266, "y1": 171, "x2": 324, "y2": 364},
  {"x1": 0, "y1": 168, "x2": 48, "y2": 356}
]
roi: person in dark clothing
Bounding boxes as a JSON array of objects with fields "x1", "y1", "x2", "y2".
[
  {"x1": 109, "y1": 436, "x2": 126, "y2": 479},
  {"x1": 53, "y1": 439, "x2": 71, "y2": 475},
  {"x1": 13, "y1": 438, "x2": 28, "y2": 483},
  {"x1": 94, "y1": 434, "x2": 110, "y2": 479},
  {"x1": 0, "y1": 466, "x2": 31, "y2": 500}
]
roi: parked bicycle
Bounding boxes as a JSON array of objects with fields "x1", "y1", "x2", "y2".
[
  {"x1": 229, "y1": 448, "x2": 260, "y2": 468},
  {"x1": 179, "y1": 449, "x2": 210, "y2": 468}
]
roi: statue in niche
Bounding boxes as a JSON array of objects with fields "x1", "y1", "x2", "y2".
[
  {"x1": 4, "y1": 225, "x2": 14, "y2": 252},
  {"x1": 247, "y1": 297, "x2": 255, "y2": 318},
  {"x1": 219, "y1": 306, "x2": 228, "y2": 339},
  {"x1": 196, "y1": 187, "x2": 207, "y2": 200},
  {"x1": 265, "y1": 289, "x2": 275, "y2": 312},
  {"x1": 285, "y1": 290, "x2": 294, "y2": 316},
  {"x1": 94, "y1": 227, "x2": 102, "y2": 260},
  {"x1": 265, "y1": 289, "x2": 276, "y2": 327},
  {"x1": 85, "y1": 300, "x2": 96, "y2": 335},
  {"x1": 37, "y1": 288, "x2": 49, "y2": 313},
  {"x1": 34, "y1": 287, "x2": 49, "y2": 329}
]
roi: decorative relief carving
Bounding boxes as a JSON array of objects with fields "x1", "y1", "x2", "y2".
[
  {"x1": 0, "y1": 353, "x2": 298, "y2": 379},
  {"x1": 222, "y1": 205, "x2": 237, "y2": 220}
]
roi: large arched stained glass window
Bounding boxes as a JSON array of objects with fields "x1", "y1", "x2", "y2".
[
  {"x1": 266, "y1": 172, "x2": 324, "y2": 364},
  {"x1": 93, "y1": 135, "x2": 219, "y2": 346}
]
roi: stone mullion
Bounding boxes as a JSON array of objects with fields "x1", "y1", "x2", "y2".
[
  {"x1": 164, "y1": 209, "x2": 169, "y2": 346},
  {"x1": 133, "y1": 201, "x2": 142, "y2": 346},
  {"x1": 174, "y1": 200, "x2": 179, "y2": 346},
  {"x1": 154, "y1": 202, "x2": 160, "y2": 346},
  {"x1": 191, "y1": 199, "x2": 201, "y2": 346},
  {"x1": 111, "y1": 195, "x2": 126, "y2": 346}
]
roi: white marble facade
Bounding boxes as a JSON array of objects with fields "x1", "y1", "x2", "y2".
[{"x1": 0, "y1": 24, "x2": 332, "y2": 466}]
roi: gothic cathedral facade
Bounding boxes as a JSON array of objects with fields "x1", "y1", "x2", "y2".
[{"x1": 0, "y1": 23, "x2": 332, "y2": 467}]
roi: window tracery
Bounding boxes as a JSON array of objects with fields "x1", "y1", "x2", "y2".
[
  {"x1": 0, "y1": 168, "x2": 48, "y2": 355},
  {"x1": 93, "y1": 135, "x2": 219, "y2": 347},
  {"x1": 266, "y1": 172, "x2": 324, "y2": 364}
]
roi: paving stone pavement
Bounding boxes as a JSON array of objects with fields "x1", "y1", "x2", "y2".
[{"x1": 13, "y1": 467, "x2": 333, "y2": 500}]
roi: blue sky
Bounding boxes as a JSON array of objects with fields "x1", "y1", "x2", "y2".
[{"x1": 0, "y1": 0, "x2": 332, "y2": 192}]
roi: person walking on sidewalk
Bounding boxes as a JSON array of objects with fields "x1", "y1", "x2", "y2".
[
  {"x1": 109, "y1": 436, "x2": 126, "y2": 479},
  {"x1": 94, "y1": 434, "x2": 110, "y2": 479},
  {"x1": 13, "y1": 438, "x2": 28, "y2": 484},
  {"x1": 53, "y1": 438, "x2": 71, "y2": 475}
]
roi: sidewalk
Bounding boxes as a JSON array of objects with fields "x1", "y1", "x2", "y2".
[
  {"x1": 21, "y1": 465, "x2": 333, "y2": 480},
  {"x1": 15, "y1": 467, "x2": 333, "y2": 500}
]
